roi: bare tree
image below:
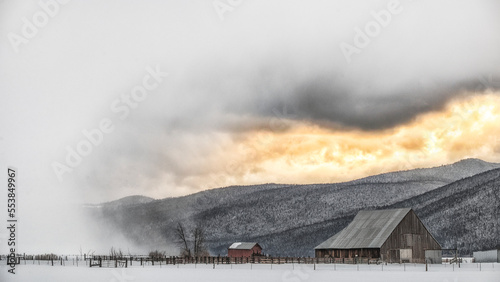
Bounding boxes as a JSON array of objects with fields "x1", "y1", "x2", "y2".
[
  {"x1": 149, "y1": 250, "x2": 166, "y2": 260},
  {"x1": 193, "y1": 226, "x2": 201, "y2": 256},
  {"x1": 193, "y1": 225, "x2": 207, "y2": 257},
  {"x1": 109, "y1": 246, "x2": 123, "y2": 259},
  {"x1": 175, "y1": 222, "x2": 191, "y2": 257}
]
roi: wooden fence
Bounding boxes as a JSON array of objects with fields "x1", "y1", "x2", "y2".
[{"x1": 4, "y1": 254, "x2": 383, "y2": 268}]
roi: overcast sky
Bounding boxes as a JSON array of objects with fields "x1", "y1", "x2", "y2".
[{"x1": 1, "y1": 0, "x2": 500, "y2": 253}]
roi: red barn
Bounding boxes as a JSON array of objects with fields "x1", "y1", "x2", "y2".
[{"x1": 228, "y1": 242, "x2": 262, "y2": 258}]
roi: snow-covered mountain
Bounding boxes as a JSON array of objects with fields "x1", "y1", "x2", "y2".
[{"x1": 86, "y1": 158, "x2": 500, "y2": 256}]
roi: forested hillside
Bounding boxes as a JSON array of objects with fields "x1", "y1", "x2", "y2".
[
  {"x1": 87, "y1": 159, "x2": 500, "y2": 256},
  {"x1": 388, "y1": 168, "x2": 500, "y2": 255}
]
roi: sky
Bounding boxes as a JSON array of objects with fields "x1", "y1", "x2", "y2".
[{"x1": 0, "y1": 0, "x2": 500, "y2": 253}]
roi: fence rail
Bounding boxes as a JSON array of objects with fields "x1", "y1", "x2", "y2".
[
  {"x1": 2, "y1": 254, "x2": 496, "y2": 273},
  {"x1": 3, "y1": 254, "x2": 387, "y2": 267}
]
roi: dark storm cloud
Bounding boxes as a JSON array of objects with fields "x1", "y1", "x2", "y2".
[
  {"x1": 271, "y1": 77, "x2": 500, "y2": 130},
  {"x1": 174, "y1": 63, "x2": 500, "y2": 132}
]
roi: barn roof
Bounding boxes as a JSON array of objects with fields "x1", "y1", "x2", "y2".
[
  {"x1": 315, "y1": 208, "x2": 411, "y2": 249},
  {"x1": 228, "y1": 242, "x2": 260, "y2": 250}
]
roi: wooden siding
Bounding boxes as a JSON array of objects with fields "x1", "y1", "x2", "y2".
[
  {"x1": 315, "y1": 248, "x2": 380, "y2": 259},
  {"x1": 380, "y1": 209, "x2": 441, "y2": 263},
  {"x1": 228, "y1": 245, "x2": 262, "y2": 258}
]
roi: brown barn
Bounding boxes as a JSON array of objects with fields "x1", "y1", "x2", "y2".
[
  {"x1": 228, "y1": 242, "x2": 262, "y2": 258},
  {"x1": 315, "y1": 208, "x2": 441, "y2": 263}
]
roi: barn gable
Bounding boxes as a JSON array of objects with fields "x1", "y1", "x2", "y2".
[{"x1": 380, "y1": 209, "x2": 441, "y2": 262}]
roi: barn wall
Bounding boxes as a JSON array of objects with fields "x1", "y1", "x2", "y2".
[
  {"x1": 315, "y1": 248, "x2": 380, "y2": 259},
  {"x1": 228, "y1": 245, "x2": 262, "y2": 258},
  {"x1": 473, "y1": 250, "x2": 500, "y2": 263},
  {"x1": 228, "y1": 249, "x2": 252, "y2": 257},
  {"x1": 252, "y1": 245, "x2": 262, "y2": 255},
  {"x1": 381, "y1": 210, "x2": 441, "y2": 263}
]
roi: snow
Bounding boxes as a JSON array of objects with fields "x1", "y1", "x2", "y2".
[
  {"x1": 229, "y1": 242, "x2": 242, "y2": 249},
  {"x1": 1, "y1": 262, "x2": 499, "y2": 282}
]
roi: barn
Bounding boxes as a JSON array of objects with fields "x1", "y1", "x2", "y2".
[
  {"x1": 315, "y1": 208, "x2": 441, "y2": 263},
  {"x1": 228, "y1": 242, "x2": 262, "y2": 258}
]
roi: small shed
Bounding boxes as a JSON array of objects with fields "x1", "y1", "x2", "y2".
[
  {"x1": 315, "y1": 208, "x2": 441, "y2": 263},
  {"x1": 473, "y1": 249, "x2": 500, "y2": 263},
  {"x1": 228, "y1": 242, "x2": 262, "y2": 258}
]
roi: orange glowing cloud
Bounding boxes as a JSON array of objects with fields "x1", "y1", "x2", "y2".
[{"x1": 178, "y1": 92, "x2": 500, "y2": 192}]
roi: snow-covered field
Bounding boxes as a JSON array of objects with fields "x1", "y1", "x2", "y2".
[{"x1": 1, "y1": 262, "x2": 499, "y2": 282}]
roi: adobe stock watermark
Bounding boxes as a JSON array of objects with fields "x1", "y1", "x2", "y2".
[
  {"x1": 281, "y1": 265, "x2": 312, "y2": 282},
  {"x1": 476, "y1": 74, "x2": 500, "y2": 92},
  {"x1": 8, "y1": 0, "x2": 71, "y2": 54},
  {"x1": 51, "y1": 65, "x2": 168, "y2": 182},
  {"x1": 213, "y1": 0, "x2": 243, "y2": 21},
  {"x1": 340, "y1": 0, "x2": 403, "y2": 63},
  {"x1": 110, "y1": 268, "x2": 135, "y2": 282}
]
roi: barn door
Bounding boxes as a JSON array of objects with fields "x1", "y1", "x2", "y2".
[{"x1": 400, "y1": 249, "x2": 412, "y2": 263}]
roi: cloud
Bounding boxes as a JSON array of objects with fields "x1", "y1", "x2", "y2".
[
  {"x1": 45, "y1": 0, "x2": 499, "y2": 201},
  {"x1": 280, "y1": 77, "x2": 499, "y2": 130}
]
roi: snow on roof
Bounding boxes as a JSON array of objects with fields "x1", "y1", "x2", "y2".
[
  {"x1": 315, "y1": 208, "x2": 411, "y2": 249},
  {"x1": 228, "y1": 242, "x2": 259, "y2": 250}
]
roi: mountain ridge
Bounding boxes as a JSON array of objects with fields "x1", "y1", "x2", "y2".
[
  {"x1": 100, "y1": 158, "x2": 499, "y2": 207},
  {"x1": 87, "y1": 158, "x2": 500, "y2": 256}
]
